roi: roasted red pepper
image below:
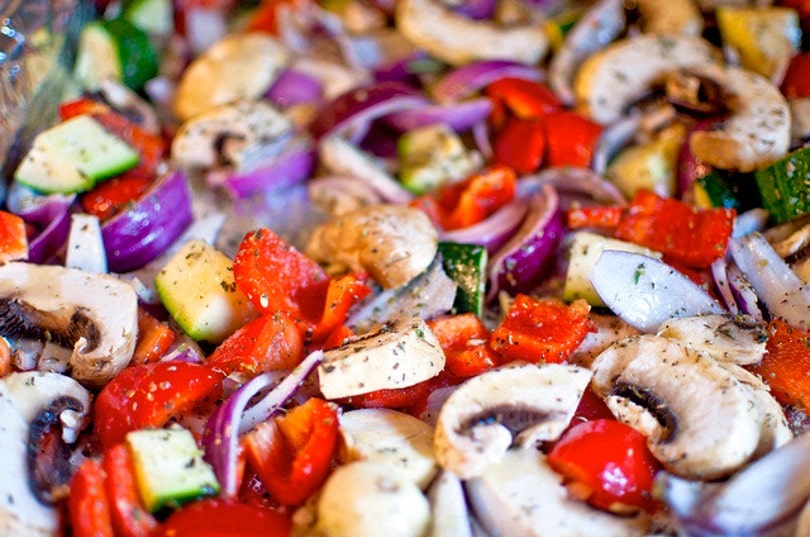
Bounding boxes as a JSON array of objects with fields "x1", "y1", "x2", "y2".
[
  {"x1": 747, "y1": 318, "x2": 810, "y2": 411},
  {"x1": 489, "y1": 294, "x2": 594, "y2": 364},
  {"x1": 542, "y1": 111, "x2": 603, "y2": 168},
  {"x1": 94, "y1": 362, "x2": 224, "y2": 449},
  {"x1": 81, "y1": 174, "x2": 154, "y2": 221},
  {"x1": 428, "y1": 313, "x2": 501, "y2": 380},
  {"x1": 232, "y1": 228, "x2": 329, "y2": 324},
  {"x1": 309, "y1": 272, "x2": 372, "y2": 345},
  {"x1": 486, "y1": 77, "x2": 561, "y2": 126},
  {"x1": 492, "y1": 116, "x2": 547, "y2": 174},
  {"x1": 615, "y1": 190, "x2": 735, "y2": 268},
  {"x1": 781, "y1": 52, "x2": 810, "y2": 98},
  {"x1": 69, "y1": 458, "x2": 115, "y2": 537},
  {"x1": 566, "y1": 206, "x2": 624, "y2": 230},
  {"x1": 243, "y1": 397, "x2": 338, "y2": 506},
  {"x1": 153, "y1": 498, "x2": 291, "y2": 537},
  {"x1": 102, "y1": 444, "x2": 158, "y2": 537},
  {"x1": 547, "y1": 419, "x2": 661, "y2": 513},
  {"x1": 0, "y1": 210, "x2": 28, "y2": 263},
  {"x1": 338, "y1": 377, "x2": 447, "y2": 411},
  {"x1": 206, "y1": 312, "x2": 305, "y2": 376},
  {"x1": 131, "y1": 307, "x2": 177, "y2": 366}
]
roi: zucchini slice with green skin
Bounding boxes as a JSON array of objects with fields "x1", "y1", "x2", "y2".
[
  {"x1": 694, "y1": 170, "x2": 761, "y2": 212},
  {"x1": 438, "y1": 242, "x2": 488, "y2": 317},
  {"x1": 755, "y1": 146, "x2": 810, "y2": 224}
]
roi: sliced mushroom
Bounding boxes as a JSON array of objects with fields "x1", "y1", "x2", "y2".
[
  {"x1": 636, "y1": 0, "x2": 704, "y2": 35},
  {"x1": 790, "y1": 98, "x2": 810, "y2": 148},
  {"x1": 173, "y1": 32, "x2": 290, "y2": 121},
  {"x1": 591, "y1": 334, "x2": 763, "y2": 479},
  {"x1": 171, "y1": 100, "x2": 293, "y2": 171},
  {"x1": 428, "y1": 471, "x2": 473, "y2": 537},
  {"x1": 306, "y1": 204, "x2": 439, "y2": 290},
  {"x1": 686, "y1": 63, "x2": 791, "y2": 172},
  {"x1": 719, "y1": 362, "x2": 792, "y2": 459},
  {"x1": 466, "y1": 448, "x2": 652, "y2": 537},
  {"x1": 548, "y1": 0, "x2": 626, "y2": 106},
  {"x1": 318, "y1": 316, "x2": 445, "y2": 399},
  {"x1": 339, "y1": 408, "x2": 438, "y2": 489},
  {"x1": 434, "y1": 363, "x2": 592, "y2": 479},
  {"x1": 0, "y1": 263, "x2": 138, "y2": 387},
  {"x1": 656, "y1": 314, "x2": 768, "y2": 365},
  {"x1": 91, "y1": 78, "x2": 161, "y2": 135},
  {"x1": 0, "y1": 372, "x2": 91, "y2": 536},
  {"x1": 574, "y1": 34, "x2": 722, "y2": 124},
  {"x1": 569, "y1": 312, "x2": 641, "y2": 368},
  {"x1": 395, "y1": 0, "x2": 548, "y2": 66}
]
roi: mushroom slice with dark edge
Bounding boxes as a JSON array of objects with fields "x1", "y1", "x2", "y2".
[
  {"x1": 0, "y1": 262, "x2": 138, "y2": 387},
  {"x1": 0, "y1": 371, "x2": 91, "y2": 536},
  {"x1": 433, "y1": 362, "x2": 592, "y2": 479},
  {"x1": 466, "y1": 449, "x2": 652, "y2": 537},
  {"x1": 591, "y1": 334, "x2": 764, "y2": 480}
]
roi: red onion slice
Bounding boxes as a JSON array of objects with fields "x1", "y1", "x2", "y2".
[
  {"x1": 265, "y1": 67, "x2": 324, "y2": 108},
  {"x1": 431, "y1": 60, "x2": 544, "y2": 104},
  {"x1": 452, "y1": 0, "x2": 496, "y2": 19},
  {"x1": 442, "y1": 198, "x2": 529, "y2": 254},
  {"x1": 308, "y1": 81, "x2": 428, "y2": 141},
  {"x1": 728, "y1": 232, "x2": 810, "y2": 330},
  {"x1": 102, "y1": 169, "x2": 194, "y2": 273},
  {"x1": 522, "y1": 167, "x2": 626, "y2": 206},
  {"x1": 382, "y1": 97, "x2": 493, "y2": 133},
  {"x1": 472, "y1": 120, "x2": 493, "y2": 159},
  {"x1": 28, "y1": 207, "x2": 72, "y2": 264},
  {"x1": 727, "y1": 262, "x2": 764, "y2": 320},
  {"x1": 659, "y1": 432, "x2": 810, "y2": 535},
  {"x1": 213, "y1": 140, "x2": 316, "y2": 200},
  {"x1": 6, "y1": 185, "x2": 76, "y2": 264},
  {"x1": 201, "y1": 350, "x2": 324, "y2": 497},
  {"x1": 590, "y1": 250, "x2": 726, "y2": 332},
  {"x1": 711, "y1": 257, "x2": 739, "y2": 315},
  {"x1": 486, "y1": 185, "x2": 564, "y2": 301}
]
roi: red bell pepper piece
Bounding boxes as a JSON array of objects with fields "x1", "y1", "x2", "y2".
[
  {"x1": 322, "y1": 324, "x2": 356, "y2": 350},
  {"x1": 566, "y1": 206, "x2": 624, "y2": 230},
  {"x1": 443, "y1": 166, "x2": 518, "y2": 230},
  {"x1": 103, "y1": 444, "x2": 158, "y2": 537},
  {"x1": 492, "y1": 116, "x2": 546, "y2": 174},
  {"x1": 542, "y1": 111, "x2": 603, "y2": 168},
  {"x1": 232, "y1": 228, "x2": 329, "y2": 325},
  {"x1": 547, "y1": 419, "x2": 661, "y2": 513},
  {"x1": 614, "y1": 190, "x2": 735, "y2": 268},
  {"x1": 338, "y1": 377, "x2": 449, "y2": 412},
  {"x1": 93, "y1": 362, "x2": 224, "y2": 449},
  {"x1": 206, "y1": 312, "x2": 305, "y2": 376},
  {"x1": 309, "y1": 272, "x2": 372, "y2": 345},
  {"x1": 243, "y1": 398, "x2": 338, "y2": 506},
  {"x1": 486, "y1": 77, "x2": 561, "y2": 125},
  {"x1": 0, "y1": 210, "x2": 28, "y2": 263},
  {"x1": 81, "y1": 174, "x2": 154, "y2": 221},
  {"x1": 489, "y1": 294, "x2": 594, "y2": 364},
  {"x1": 131, "y1": 307, "x2": 178, "y2": 366},
  {"x1": 58, "y1": 97, "x2": 111, "y2": 120},
  {"x1": 69, "y1": 458, "x2": 115, "y2": 537},
  {"x1": 781, "y1": 52, "x2": 810, "y2": 98},
  {"x1": 153, "y1": 498, "x2": 291, "y2": 537},
  {"x1": 746, "y1": 318, "x2": 810, "y2": 410},
  {"x1": 428, "y1": 314, "x2": 501, "y2": 380}
]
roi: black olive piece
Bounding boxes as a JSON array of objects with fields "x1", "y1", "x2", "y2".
[{"x1": 27, "y1": 395, "x2": 84, "y2": 505}]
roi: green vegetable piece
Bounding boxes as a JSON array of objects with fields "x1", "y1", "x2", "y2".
[
  {"x1": 438, "y1": 241, "x2": 488, "y2": 317},
  {"x1": 126, "y1": 428, "x2": 220, "y2": 512},
  {"x1": 694, "y1": 170, "x2": 761, "y2": 211},
  {"x1": 755, "y1": 146, "x2": 810, "y2": 224}
]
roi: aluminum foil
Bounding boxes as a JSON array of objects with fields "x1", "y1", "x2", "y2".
[{"x1": 0, "y1": 0, "x2": 92, "y2": 184}]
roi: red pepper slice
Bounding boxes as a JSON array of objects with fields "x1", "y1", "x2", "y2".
[
  {"x1": 746, "y1": 318, "x2": 810, "y2": 410},
  {"x1": 486, "y1": 77, "x2": 561, "y2": 123},
  {"x1": 243, "y1": 398, "x2": 338, "y2": 506},
  {"x1": 309, "y1": 272, "x2": 372, "y2": 345},
  {"x1": 440, "y1": 165, "x2": 518, "y2": 230},
  {"x1": 0, "y1": 210, "x2": 28, "y2": 263},
  {"x1": 614, "y1": 189, "x2": 735, "y2": 268},
  {"x1": 338, "y1": 377, "x2": 448, "y2": 412},
  {"x1": 232, "y1": 228, "x2": 329, "y2": 325},
  {"x1": 428, "y1": 314, "x2": 501, "y2": 380},
  {"x1": 547, "y1": 419, "x2": 661, "y2": 513},
  {"x1": 781, "y1": 52, "x2": 810, "y2": 98},
  {"x1": 103, "y1": 444, "x2": 158, "y2": 537},
  {"x1": 131, "y1": 307, "x2": 178, "y2": 366},
  {"x1": 492, "y1": 116, "x2": 546, "y2": 174},
  {"x1": 566, "y1": 206, "x2": 624, "y2": 230},
  {"x1": 489, "y1": 294, "x2": 594, "y2": 364},
  {"x1": 81, "y1": 173, "x2": 154, "y2": 221},
  {"x1": 206, "y1": 312, "x2": 305, "y2": 376},
  {"x1": 154, "y1": 498, "x2": 291, "y2": 537},
  {"x1": 542, "y1": 111, "x2": 603, "y2": 168},
  {"x1": 69, "y1": 458, "x2": 115, "y2": 537},
  {"x1": 93, "y1": 362, "x2": 224, "y2": 449}
]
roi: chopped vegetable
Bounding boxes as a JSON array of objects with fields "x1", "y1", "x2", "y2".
[
  {"x1": 747, "y1": 318, "x2": 810, "y2": 411},
  {"x1": 437, "y1": 241, "x2": 488, "y2": 316},
  {"x1": 102, "y1": 443, "x2": 158, "y2": 537},
  {"x1": 492, "y1": 116, "x2": 546, "y2": 173},
  {"x1": 69, "y1": 459, "x2": 115, "y2": 537},
  {"x1": 153, "y1": 498, "x2": 292, "y2": 536},
  {"x1": 755, "y1": 146, "x2": 810, "y2": 224},
  {"x1": 428, "y1": 313, "x2": 500, "y2": 379},
  {"x1": 132, "y1": 308, "x2": 177, "y2": 366}
]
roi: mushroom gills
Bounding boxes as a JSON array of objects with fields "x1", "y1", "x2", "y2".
[
  {"x1": 0, "y1": 299, "x2": 100, "y2": 353},
  {"x1": 591, "y1": 334, "x2": 765, "y2": 479},
  {"x1": 27, "y1": 396, "x2": 85, "y2": 504}
]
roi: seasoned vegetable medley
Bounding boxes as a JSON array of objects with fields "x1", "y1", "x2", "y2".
[{"x1": 2, "y1": 0, "x2": 810, "y2": 534}]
